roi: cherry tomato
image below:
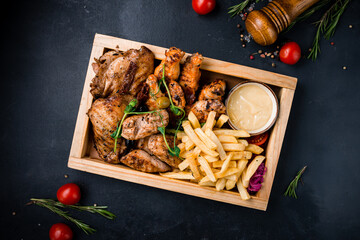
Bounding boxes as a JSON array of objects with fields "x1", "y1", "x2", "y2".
[
  {"x1": 49, "y1": 223, "x2": 73, "y2": 240},
  {"x1": 57, "y1": 183, "x2": 81, "y2": 205},
  {"x1": 192, "y1": 0, "x2": 216, "y2": 15},
  {"x1": 248, "y1": 132, "x2": 269, "y2": 146},
  {"x1": 279, "y1": 42, "x2": 301, "y2": 65}
]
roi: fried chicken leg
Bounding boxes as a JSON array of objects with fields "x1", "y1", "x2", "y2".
[
  {"x1": 198, "y1": 79, "x2": 226, "y2": 101},
  {"x1": 154, "y1": 47, "x2": 185, "y2": 81}
]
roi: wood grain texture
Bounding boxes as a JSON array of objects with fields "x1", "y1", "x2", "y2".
[{"x1": 68, "y1": 34, "x2": 297, "y2": 210}]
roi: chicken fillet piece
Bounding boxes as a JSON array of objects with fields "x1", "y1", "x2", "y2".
[
  {"x1": 121, "y1": 110, "x2": 169, "y2": 140},
  {"x1": 198, "y1": 79, "x2": 226, "y2": 101},
  {"x1": 190, "y1": 100, "x2": 226, "y2": 123},
  {"x1": 154, "y1": 47, "x2": 185, "y2": 81},
  {"x1": 179, "y1": 53, "x2": 203, "y2": 105},
  {"x1": 147, "y1": 134, "x2": 182, "y2": 168},
  {"x1": 88, "y1": 94, "x2": 129, "y2": 163},
  {"x1": 120, "y1": 149, "x2": 171, "y2": 172}
]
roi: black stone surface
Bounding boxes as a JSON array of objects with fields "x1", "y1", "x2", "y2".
[{"x1": 1, "y1": 0, "x2": 359, "y2": 239}]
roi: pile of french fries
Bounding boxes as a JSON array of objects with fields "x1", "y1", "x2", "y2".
[{"x1": 160, "y1": 111, "x2": 266, "y2": 200}]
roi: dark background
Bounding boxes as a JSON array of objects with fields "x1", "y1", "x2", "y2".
[{"x1": 1, "y1": 0, "x2": 359, "y2": 239}]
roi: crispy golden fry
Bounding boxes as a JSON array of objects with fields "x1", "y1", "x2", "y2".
[
  {"x1": 213, "y1": 129, "x2": 250, "y2": 138},
  {"x1": 202, "y1": 111, "x2": 216, "y2": 131},
  {"x1": 225, "y1": 179, "x2": 237, "y2": 190},
  {"x1": 224, "y1": 174, "x2": 238, "y2": 181},
  {"x1": 183, "y1": 136, "x2": 195, "y2": 151},
  {"x1": 245, "y1": 144, "x2": 264, "y2": 155},
  {"x1": 205, "y1": 129, "x2": 227, "y2": 160},
  {"x1": 212, "y1": 160, "x2": 237, "y2": 168},
  {"x1": 237, "y1": 139, "x2": 249, "y2": 147},
  {"x1": 215, "y1": 114, "x2": 229, "y2": 128},
  {"x1": 178, "y1": 159, "x2": 189, "y2": 171},
  {"x1": 178, "y1": 143, "x2": 185, "y2": 153},
  {"x1": 237, "y1": 159, "x2": 248, "y2": 174},
  {"x1": 202, "y1": 154, "x2": 219, "y2": 163},
  {"x1": 241, "y1": 167, "x2": 248, "y2": 187},
  {"x1": 231, "y1": 151, "x2": 252, "y2": 160},
  {"x1": 188, "y1": 111, "x2": 201, "y2": 129},
  {"x1": 216, "y1": 178, "x2": 226, "y2": 191},
  {"x1": 243, "y1": 156, "x2": 266, "y2": 187},
  {"x1": 194, "y1": 128, "x2": 217, "y2": 150},
  {"x1": 198, "y1": 178, "x2": 216, "y2": 186},
  {"x1": 215, "y1": 167, "x2": 241, "y2": 178},
  {"x1": 218, "y1": 135, "x2": 238, "y2": 143},
  {"x1": 182, "y1": 121, "x2": 219, "y2": 157},
  {"x1": 222, "y1": 143, "x2": 245, "y2": 151},
  {"x1": 198, "y1": 156, "x2": 216, "y2": 182},
  {"x1": 237, "y1": 178, "x2": 250, "y2": 200},
  {"x1": 177, "y1": 131, "x2": 186, "y2": 140},
  {"x1": 220, "y1": 153, "x2": 234, "y2": 173},
  {"x1": 160, "y1": 171, "x2": 195, "y2": 180},
  {"x1": 187, "y1": 153, "x2": 202, "y2": 180}
]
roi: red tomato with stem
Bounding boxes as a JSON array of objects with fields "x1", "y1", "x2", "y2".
[
  {"x1": 49, "y1": 223, "x2": 73, "y2": 240},
  {"x1": 192, "y1": 0, "x2": 216, "y2": 15},
  {"x1": 248, "y1": 132, "x2": 269, "y2": 146},
  {"x1": 279, "y1": 42, "x2": 301, "y2": 65},
  {"x1": 57, "y1": 183, "x2": 81, "y2": 205}
]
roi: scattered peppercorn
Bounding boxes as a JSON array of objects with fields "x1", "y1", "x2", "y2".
[
  {"x1": 330, "y1": 42, "x2": 334, "y2": 45},
  {"x1": 12, "y1": 212, "x2": 16, "y2": 216},
  {"x1": 240, "y1": 34, "x2": 244, "y2": 38},
  {"x1": 237, "y1": 24, "x2": 241, "y2": 28},
  {"x1": 250, "y1": 55, "x2": 255, "y2": 60},
  {"x1": 343, "y1": 66, "x2": 347, "y2": 70},
  {"x1": 272, "y1": 63, "x2": 276, "y2": 68},
  {"x1": 266, "y1": 53, "x2": 271, "y2": 57},
  {"x1": 64, "y1": 174, "x2": 69, "y2": 178},
  {"x1": 276, "y1": 46, "x2": 280, "y2": 49},
  {"x1": 242, "y1": 44, "x2": 246, "y2": 48},
  {"x1": 349, "y1": 25, "x2": 353, "y2": 29},
  {"x1": 308, "y1": 48, "x2": 312, "y2": 52},
  {"x1": 260, "y1": 54, "x2": 265, "y2": 58},
  {"x1": 258, "y1": 50, "x2": 262, "y2": 54},
  {"x1": 271, "y1": 55, "x2": 275, "y2": 59},
  {"x1": 94, "y1": 203, "x2": 97, "y2": 207}
]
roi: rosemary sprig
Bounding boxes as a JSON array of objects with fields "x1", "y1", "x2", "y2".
[
  {"x1": 284, "y1": 166, "x2": 307, "y2": 199},
  {"x1": 30, "y1": 198, "x2": 97, "y2": 234},
  {"x1": 228, "y1": 0, "x2": 264, "y2": 17},
  {"x1": 308, "y1": 0, "x2": 350, "y2": 60}
]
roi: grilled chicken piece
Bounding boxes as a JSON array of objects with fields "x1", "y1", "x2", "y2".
[
  {"x1": 168, "y1": 80, "x2": 186, "y2": 109},
  {"x1": 190, "y1": 100, "x2": 226, "y2": 123},
  {"x1": 147, "y1": 134, "x2": 182, "y2": 168},
  {"x1": 154, "y1": 47, "x2": 185, "y2": 81},
  {"x1": 198, "y1": 79, "x2": 226, "y2": 101},
  {"x1": 121, "y1": 110, "x2": 169, "y2": 140},
  {"x1": 90, "y1": 46, "x2": 154, "y2": 98},
  {"x1": 88, "y1": 94, "x2": 129, "y2": 163},
  {"x1": 120, "y1": 149, "x2": 171, "y2": 172},
  {"x1": 179, "y1": 53, "x2": 203, "y2": 105},
  {"x1": 145, "y1": 74, "x2": 165, "y2": 110}
]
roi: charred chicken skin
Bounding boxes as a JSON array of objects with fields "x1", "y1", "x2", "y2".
[
  {"x1": 168, "y1": 80, "x2": 186, "y2": 109},
  {"x1": 88, "y1": 94, "x2": 129, "y2": 163},
  {"x1": 190, "y1": 100, "x2": 226, "y2": 123},
  {"x1": 121, "y1": 110, "x2": 169, "y2": 140},
  {"x1": 154, "y1": 47, "x2": 185, "y2": 81},
  {"x1": 120, "y1": 149, "x2": 171, "y2": 172},
  {"x1": 90, "y1": 46, "x2": 154, "y2": 98},
  {"x1": 179, "y1": 53, "x2": 203, "y2": 105},
  {"x1": 198, "y1": 79, "x2": 226, "y2": 101}
]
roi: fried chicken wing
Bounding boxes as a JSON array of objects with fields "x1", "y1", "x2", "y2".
[
  {"x1": 120, "y1": 149, "x2": 171, "y2": 172},
  {"x1": 121, "y1": 110, "x2": 169, "y2": 140},
  {"x1": 147, "y1": 134, "x2": 182, "y2": 168},
  {"x1": 190, "y1": 100, "x2": 226, "y2": 123},
  {"x1": 88, "y1": 94, "x2": 129, "y2": 163},
  {"x1": 168, "y1": 80, "x2": 186, "y2": 109},
  {"x1": 154, "y1": 47, "x2": 185, "y2": 81},
  {"x1": 90, "y1": 46, "x2": 154, "y2": 98},
  {"x1": 179, "y1": 53, "x2": 203, "y2": 105},
  {"x1": 198, "y1": 79, "x2": 226, "y2": 101},
  {"x1": 145, "y1": 74, "x2": 165, "y2": 110}
]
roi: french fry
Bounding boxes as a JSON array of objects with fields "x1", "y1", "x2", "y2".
[
  {"x1": 225, "y1": 174, "x2": 238, "y2": 181},
  {"x1": 215, "y1": 167, "x2": 241, "y2": 178},
  {"x1": 220, "y1": 153, "x2": 234, "y2": 173},
  {"x1": 237, "y1": 139, "x2": 249, "y2": 147},
  {"x1": 241, "y1": 168, "x2": 248, "y2": 188},
  {"x1": 232, "y1": 151, "x2": 252, "y2": 160},
  {"x1": 243, "y1": 156, "x2": 266, "y2": 187},
  {"x1": 225, "y1": 179, "x2": 237, "y2": 190},
  {"x1": 198, "y1": 177, "x2": 216, "y2": 186},
  {"x1": 203, "y1": 111, "x2": 216, "y2": 131},
  {"x1": 177, "y1": 143, "x2": 185, "y2": 153},
  {"x1": 160, "y1": 171, "x2": 195, "y2": 180},
  {"x1": 183, "y1": 121, "x2": 219, "y2": 157},
  {"x1": 182, "y1": 135, "x2": 189, "y2": 143},
  {"x1": 213, "y1": 129, "x2": 250, "y2": 138},
  {"x1": 222, "y1": 143, "x2": 245, "y2": 151},
  {"x1": 245, "y1": 144, "x2": 264, "y2": 155},
  {"x1": 205, "y1": 129, "x2": 227, "y2": 160},
  {"x1": 188, "y1": 111, "x2": 201, "y2": 129},
  {"x1": 185, "y1": 139, "x2": 195, "y2": 151},
  {"x1": 237, "y1": 159, "x2": 248, "y2": 174},
  {"x1": 237, "y1": 178, "x2": 250, "y2": 200},
  {"x1": 212, "y1": 160, "x2": 237, "y2": 168},
  {"x1": 186, "y1": 153, "x2": 201, "y2": 180},
  {"x1": 178, "y1": 159, "x2": 189, "y2": 171},
  {"x1": 215, "y1": 114, "x2": 229, "y2": 128},
  {"x1": 218, "y1": 135, "x2": 238, "y2": 143},
  {"x1": 215, "y1": 178, "x2": 226, "y2": 191},
  {"x1": 194, "y1": 128, "x2": 217, "y2": 150},
  {"x1": 177, "y1": 131, "x2": 186, "y2": 140},
  {"x1": 202, "y1": 154, "x2": 219, "y2": 163},
  {"x1": 198, "y1": 156, "x2": 216, "y2": 182}
]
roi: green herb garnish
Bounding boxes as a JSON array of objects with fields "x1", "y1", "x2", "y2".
[
  {"x1": 29, "y1": 198, "x2": 115, "y2": 234},
  {"x1": 284, "y1": 166, "x2": 307, "y2": 199},
  {"x1": 228, "y1": 0, "x2": 264, "y2": 17}
]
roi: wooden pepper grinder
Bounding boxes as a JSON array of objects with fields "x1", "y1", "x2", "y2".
[{"x1": 245, "y1": 0, "x2": 319, "y2": 46}]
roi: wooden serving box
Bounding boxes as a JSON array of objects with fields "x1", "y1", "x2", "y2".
[{"x1": 68, "y1": 34, "x2": 297, "y2": 211}]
